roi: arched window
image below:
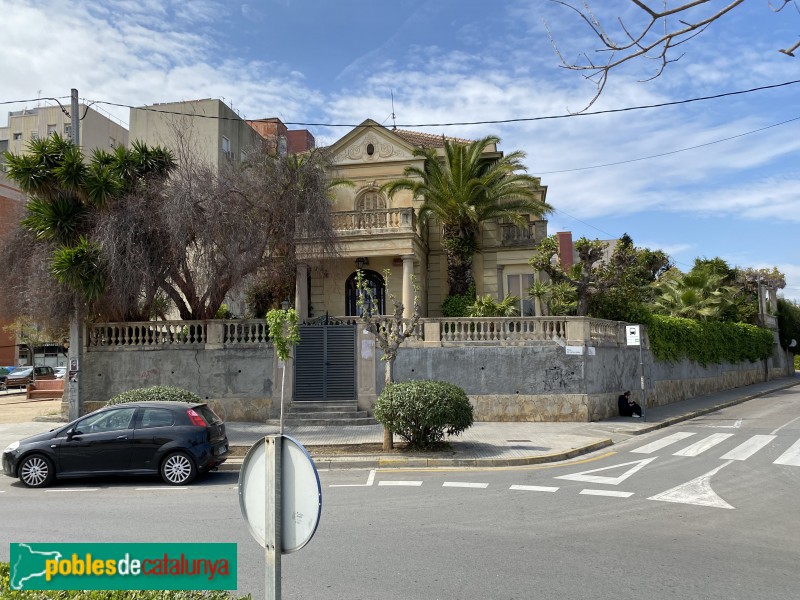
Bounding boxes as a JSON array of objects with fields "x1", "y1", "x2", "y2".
[
  {"x1": 355, "y1": 189, "x2": 387, "y2": 211},
  {"x1": 345, "y1": 270, "x2": 386, "y2": 316}
]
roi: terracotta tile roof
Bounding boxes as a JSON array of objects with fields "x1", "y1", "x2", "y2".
[{"x1": 392, "y1": 129, "x2": 475, "y2": 148}]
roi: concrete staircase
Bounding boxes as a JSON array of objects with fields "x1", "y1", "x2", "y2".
[{"x1": 285, "y1": 401, "x2": 377, "y2": 426}]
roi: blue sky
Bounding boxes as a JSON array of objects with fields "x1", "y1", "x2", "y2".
[{"x1": 2, "y1": 0, "x2": 798, "y2": 300}]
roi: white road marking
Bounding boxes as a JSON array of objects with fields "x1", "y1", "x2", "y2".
[
  {"x1": 580, "y1": 489, "x2": 634, "y2": 498},
  {"x1": 673, "y1": 433, "x2": 734, "y2": 457},
  {"x1": 443, "y1": 482, "x2": 489, "y2": 489},
  {"x1": 631, "y1": 432, "x2": 696, "y2": 454},
  {"x1": 720, "y1": 435, "x2": 775, "y2": 461},
  {"x1": 555, "y1": 457, "x2": 657, "y2": 485},
  {"x1": 330, "y1": 469, "x2": 376, "y2": 487},
  {"x1": 44, "y1": 488, "x2": 99, "y2": 492},
  {"x1": 378, "y1": 480, "x2": 423, "y2": 487},
  {"x1": 509, "y1": 485, "x2": 559, "y2": 493},
  {"x1": 700, "y1": 419, "x2": 742, "y2": 429},
  {"x1": 774, "y1": 439, "x2": 800, "y2": 466},
  {"x1": 135, "y1": 487, "x2": 188, "y2": 491},
  {"x1": 648, "y1": 460, "x2": 734, "y2": 509},
  {"x1": 771, "y1": 416, "x2": 800, "y2": 435}
]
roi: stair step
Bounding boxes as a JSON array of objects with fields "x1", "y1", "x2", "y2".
[
  {"x1": 289, "y1": 410, "x2": 370, "y2": 419},
  {"x1": 284, "y1": 416, "x2": 378, "y2": 427},
  {"x1": 289, "y1": 403, "x2": 359, "y2": 413}
]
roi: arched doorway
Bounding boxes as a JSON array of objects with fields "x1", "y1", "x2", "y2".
[{"x1": 345, "y1": 270, "x2": 385, "y2": 316}]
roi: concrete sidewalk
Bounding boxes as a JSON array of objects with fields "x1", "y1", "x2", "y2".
[
  {"x1": 1, "y1": 375, "x2": 797, "y2": 471},
  {"x1": 218, "y1": 375, "x2": 799, "y2": 469}
]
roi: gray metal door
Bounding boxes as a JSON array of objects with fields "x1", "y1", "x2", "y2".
[{"x1": 293, "y1": 325, "x2": 356, "y2": 401}]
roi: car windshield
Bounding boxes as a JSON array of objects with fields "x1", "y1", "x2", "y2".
[{"x1": 9, "y1": 367, "x2": 32, "y2": 375}]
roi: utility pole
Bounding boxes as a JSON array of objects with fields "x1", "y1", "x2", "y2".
[{"x1": 67, "y1": 88, "x2": 83, "y2": 421}]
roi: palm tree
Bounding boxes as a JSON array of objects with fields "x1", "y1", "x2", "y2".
[
  {"x1": 4, "y1": 134, "x2": 175, "y2": 314},
  {"x1": 382, "y1": 135, "x2": 551, "y2": 297},
  {"x1": 467, "y1": 294, "x2": 520, "y2": 317},
  {"x1": 652, "y1": 269, "x2": 738, "y2": 321}
]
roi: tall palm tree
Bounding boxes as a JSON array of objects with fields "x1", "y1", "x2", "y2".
[{"x1": 382, "y1": 135, "x2": 551, "y2": 297}]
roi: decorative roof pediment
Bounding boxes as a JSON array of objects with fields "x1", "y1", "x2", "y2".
[{"x1": 329, "y1": 119, "x2": 416, "y2": 166}]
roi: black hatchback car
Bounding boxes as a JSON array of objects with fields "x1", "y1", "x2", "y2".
[{"x1": 2, "y1": 401, "x2": 228, "y2": 488}]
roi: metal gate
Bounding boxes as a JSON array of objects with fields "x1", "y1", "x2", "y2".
[{"x1": 293, "y1": 324, "x2": 356, "y2": 401}]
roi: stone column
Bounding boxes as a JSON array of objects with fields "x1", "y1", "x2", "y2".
[
  {"x1": 496, "y1": 264, "x2": 505, "y2": 300},
  {"x1": 402, "y1": 255, "x2": 415, "y2": 319},
  {"x1": 295, "y1": 263, "x2": 309, "y2": 320}
]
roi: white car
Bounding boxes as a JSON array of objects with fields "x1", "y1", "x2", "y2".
[{"x1": 54, "y1": 367, "x2": 67, "y2": 379}]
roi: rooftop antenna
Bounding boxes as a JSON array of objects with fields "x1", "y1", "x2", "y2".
[{"x1": 390, "y1": 90, "x2": 397, "y2": 130}]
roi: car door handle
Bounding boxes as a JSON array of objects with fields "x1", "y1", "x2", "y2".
[{"x1": 116, "y1": 435, "x2": 127, "y2": 440}]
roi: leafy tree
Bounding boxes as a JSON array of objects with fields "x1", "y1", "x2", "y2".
[
  {"x1": 382, "y1": 136, "x2": 551, "y2": 297},
  {"x1": 777, "y1": 298, "x2": 800, "y2": 352},
  {"x1": 529, "y1": 233, "x2": 670, "y2": 317},
  {"x1": 356, "y1": 269, "x2": 422, "y2": 450},
  {"x1": 1, "y1": 135, "x2": 175, "y2": 325}
]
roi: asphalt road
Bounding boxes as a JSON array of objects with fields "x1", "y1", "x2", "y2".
[{"x1": 2, "y1": 387, "x2": 799, "y2": 600}]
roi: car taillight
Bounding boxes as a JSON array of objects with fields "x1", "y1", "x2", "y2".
[{"x1": 186, "y1": 408, "x2": 206, "y2": 427}]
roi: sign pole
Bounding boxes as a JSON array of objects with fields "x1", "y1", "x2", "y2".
[
  {"x1": 639, "y1": 342, "x2": 647, "y2": 422},
  {"x1": 265, "y1": 435, "x2": 282, "y2": 600}
]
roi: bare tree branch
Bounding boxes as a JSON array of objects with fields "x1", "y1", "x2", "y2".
[{"x1": 547, "y1": 0, "x2": 795, "y2": 110}]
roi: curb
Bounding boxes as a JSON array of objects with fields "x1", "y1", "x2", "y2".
[
  {"x1": 217, "y1": 438, "x2": 614, "y2": 472},
  {"x1": 621, "y1": 378, "x2": 800, "y2": 436}
]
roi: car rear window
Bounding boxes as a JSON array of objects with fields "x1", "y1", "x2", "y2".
[{"x1": 194, "y1": 404, "x2": 223, "y2": 425}]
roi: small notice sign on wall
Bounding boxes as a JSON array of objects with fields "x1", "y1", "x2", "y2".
[{"x1": 626, "y1": 325, "x2": 641, "y2": 346}]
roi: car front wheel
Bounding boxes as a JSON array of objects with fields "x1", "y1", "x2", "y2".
[
  {"x1": 160, "y1": 452, "x2": 196, "y2": 485},
  {"x1": 19, "y1": 454, "x2": 55, "y2": 488}
]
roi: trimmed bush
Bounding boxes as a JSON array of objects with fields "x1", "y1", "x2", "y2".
[
  {"x1": 107, "y1": 385, "x2": 201, "y2": 406},
  {"x1": 375, "y1": 380, "x2": 474, "y2": 449},
  {"x1": 0, "y1": 562, "x2": 251, "y2": 599},
  {"x1": 441, "y1": 285, "x2": 476, "y2": 317},
  {"x1": 645, "y1": 314, "x2": 774, "y2": 365}
]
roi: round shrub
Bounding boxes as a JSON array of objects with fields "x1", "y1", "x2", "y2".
[
  {"x1": 107, "y1": 385, "x2": 201, "y2": 406},
  {"x1": 375, "y1": 380, "x2": 474, "y2": 449}
]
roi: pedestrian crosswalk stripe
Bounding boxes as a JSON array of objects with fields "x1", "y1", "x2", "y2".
[
  {"x1": 580, "y1": 489, "x2": 634, "y2": 498},
  {"x1": 774, "y1": 439, "x2": 800, "y2": 466},
  {"x1": 443, "y1": 482, "x2": 489, "y2": 489},
  {"x1": 673, "y1": 433, "x2": 734, "y2": 456},
  {"x1": 631, "y1": 432, "x2": 696, "y2": 454},
  {"x1": 509, "y1": 485, "x2": 559, "y2": 493},
  {"x1": 720, "y1": 435, "x2": 776, "y2": 461}
]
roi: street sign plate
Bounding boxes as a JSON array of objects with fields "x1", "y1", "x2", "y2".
[
  {"x1": 626, "y1": 325, "x2": 641, "y2": 346},
  {"x1": 238, "y1": 435, "x2": 322, "y2": 553}
]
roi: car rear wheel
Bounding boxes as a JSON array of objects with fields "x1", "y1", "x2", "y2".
[
  {"x1": 160, "y1": 452, "x2": 196, "y2": 485},
  {"x1": 19, "y1": 454, "x2": 55, "y2": 488}
]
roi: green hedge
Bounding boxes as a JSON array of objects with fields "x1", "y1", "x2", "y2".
[
  {"x1": 0, "y1": 562, "x2": 251, "y2": 599},
  {"x1": 107, "y1": 386, "x2": 201, "y2": 406},
  {"x1": 646, "y1": 314, "x2": 774, "y2": 365},
  {"x1": 375, "y1": 380, "x2": 473, "y2": 449}
]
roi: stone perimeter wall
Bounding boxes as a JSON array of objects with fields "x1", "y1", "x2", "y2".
[
  {"x1": 76, "y1": 345, "x2": 278, "y2": 422},
  {"x1": 73, "y1": 318, "x2": 793, "y2": 423}
]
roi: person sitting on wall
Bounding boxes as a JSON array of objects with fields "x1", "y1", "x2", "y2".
[{"x1": 618, "y1": 390, "x2": 642, "y2": 418}]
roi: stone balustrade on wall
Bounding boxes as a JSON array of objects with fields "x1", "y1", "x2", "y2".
[{"x1": 331, "y1": 208, "x2": 416, "y2": 232}]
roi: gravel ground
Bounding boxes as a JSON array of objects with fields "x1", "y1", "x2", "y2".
[{"x1": 0, "y1": 393, "x2": 64, "y2": 424}]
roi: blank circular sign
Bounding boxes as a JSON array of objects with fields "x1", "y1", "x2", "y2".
[{"x1": 239, "y1": 435, "x2": 322, "y2": 553}]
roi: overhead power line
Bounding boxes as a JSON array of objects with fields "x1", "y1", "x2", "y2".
[{"x1": 4, "y1": 79, "x2": 796, "y2": 128}]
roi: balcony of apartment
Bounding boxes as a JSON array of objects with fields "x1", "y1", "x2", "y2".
[
  {"x1": 332, "y1": 207, "x2": 417, "y2": 236},
  {"x1": 499, "y1": 220, "x2": 544, "y2": 247}
]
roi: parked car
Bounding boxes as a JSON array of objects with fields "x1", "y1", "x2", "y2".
[
  {"x1": 54, "y1": 367, "x2": 67, "y2": 380},
  {"x1": 0, "y1": 366, "x2": 15, "y2": 390},
  {"x1": 4, "y1": 366, "x2": 56, "y2": 388},
  {"x1": 2, "y1": 401, "x2": 228, "y2": 488}
]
